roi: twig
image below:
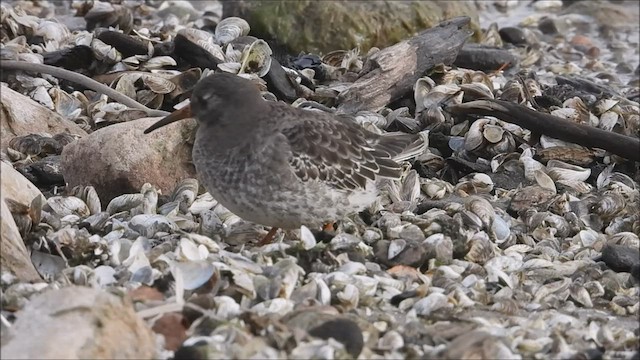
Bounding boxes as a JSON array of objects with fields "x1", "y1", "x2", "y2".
[
  {"x1": 446, "y1": 99, "x2": 640, "y2": 162},
  {"x1": 0, "y1": 60, "x2": 169, "y2": 117}
]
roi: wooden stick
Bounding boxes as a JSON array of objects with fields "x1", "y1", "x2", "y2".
[
  {"x1": 337, "y1": 17, "x2": 473, "y2": 113},
  {"x1": 0, "y1": 60, "x2": 169, "y2": 117},
  {"x1": 446, "y1": 99, "x2": 640, "y2": 162}
]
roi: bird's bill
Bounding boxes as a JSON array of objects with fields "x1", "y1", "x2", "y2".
[{"x1": 143, "y1": 104, "x2": 192, "y2": 134}]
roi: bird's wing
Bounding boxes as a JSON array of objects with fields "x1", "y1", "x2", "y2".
[{"x1": 280, "y1": 112, "x2": 419, "y2": 190}]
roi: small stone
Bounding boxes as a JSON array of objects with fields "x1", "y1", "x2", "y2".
[
  {"x1": 454, "y1": 44, "x2": 520, "y2": 72},
  {"x1": 152, "y1": 312, "x2": 187, "y2": 352},
  {"x1": 631, "y1": 264, "x2": 640, "y2": 284},
  {"x1": 538, "y1": 17, "x2": 558, "y2": 34},
  {"x1": 374, "y1": 239, "x2": 428, "y2": 268},
  {"x1": 129, "y1": 285, "x2": 165, "y2": 302},
  {"x1": 570, "y1": 34, "x2": 594, "y2": 49},
  {"x1": 601, "y1": 244, "x2": 640, "y2": 273},
  {"x1": 399, "y1": 224, "x2": 426, "y2": 242},
  {"x1": 308, "y1": 318, "x2": 364, "y2": 358},
  {"x1": 499, "y1": 27, "x2": 527, "y2": 46}
]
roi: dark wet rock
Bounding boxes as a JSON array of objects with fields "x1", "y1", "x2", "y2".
[
  {"x1": 374, "y1": 239, "x2": 428, "y2": 268},
  {"x1": 556, "y1": 75, "x2": 622, "y2": 98},
  {"x1": 454, "y1": 44, "x2": 520, "y2": 72},
  {"x1": 499, "y1": 26, "x2": 527, "y2": 46},
  {"x1": 601, "y1": 244, "x2": 640, "y2": 273},
  {"x1": 631, "y1": 264, "x2": 640, "y2": 284},
  {"x1": 538, "y1": 17, "x2": 559, "y2": 34},
  {"x1": 174, "y1": 343, "x2": 208, "y2": 360},
  {"x1": 61, "y1": 117, "x2": 197, "y2": 203},
  {"x1": 0, "y1": 286, "x2": 156, "y2": 359},
  {"x1": 223, "y1": 0, "x2": 481, "y2": 54},
  {"x1": 43, "y1": 45, "x2": 95, "y2": 71},
  {"x1": 96, "y1": 29, "x2": 150, "y2": 58},
  {"x1": 15, "y1": 155, "x2": 65, "y2": 186},
  {"x1": 308, "y1": 318, "x2": 364, "y2": 358},
  {"x1": 83, "y1": 2, "x2": 133, "y2": 34},
  {"x1": 264, "y1": 57, "x2": 297, "y2": 101},
  {"x1": 174, "y1": 32, "x2": 223, "y2": 70}
]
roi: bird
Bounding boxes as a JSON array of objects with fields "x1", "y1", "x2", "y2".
[{"x1": 144, "y1": 72, "x2": 427, "y2": 244}]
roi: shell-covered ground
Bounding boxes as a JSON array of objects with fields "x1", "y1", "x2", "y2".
[{"x1": 1, "y1": 1, "x2": 639, "y2": 359}]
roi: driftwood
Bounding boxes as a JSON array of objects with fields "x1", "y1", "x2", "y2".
[
  {"x1": 0, "y1": 60, "x2": 169, "y2": 117},
  {"x1": 337, "y1": 16, "x2": 473, "y2": 113},
  {"x1": 446, "y1": 99, "x2": 640, "y2": 162}
]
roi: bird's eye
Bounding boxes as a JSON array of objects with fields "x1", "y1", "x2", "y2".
[{"x1": 199, "y1": 92, "x2": 214, "y2": 102}]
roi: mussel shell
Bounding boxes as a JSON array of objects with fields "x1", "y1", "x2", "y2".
[{"x1": 215, "y1": 17, "x2": 250, "y2": 45}]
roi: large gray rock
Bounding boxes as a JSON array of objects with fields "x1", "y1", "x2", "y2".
[
  {"x1": 0, "y1": 85, "x2": 87, "y2": 151},
  {"x1": 223, "y1": 0, "x2": 481, "y2": 54},
  {"x1": 0, "y1": 286, "x2": 156, "y2": 359},
  {"x1": 1, "y1": 195, "x2": 41, "y2": 282},
  {"x1": 1, "y1": 161, "x2": 43, "y2": 207},
  {"x1": 0, "y1": 162, "x2": 43, "y2": 282},
  {"x1": 61, "y1": 117, "x2": 197, "y2": 203}
]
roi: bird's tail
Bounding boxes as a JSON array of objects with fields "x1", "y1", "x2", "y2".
[{"x1": 378, "y1": 130, "x2": 429, "y2": 162}]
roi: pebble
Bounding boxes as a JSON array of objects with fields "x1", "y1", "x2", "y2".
[{"x1": 601, "y1": 244, "x2": 640, "y2": 273}]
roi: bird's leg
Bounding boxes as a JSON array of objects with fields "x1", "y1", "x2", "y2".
[{"x1": 258, "y1": 227, "x2": 279, "y2": 246}]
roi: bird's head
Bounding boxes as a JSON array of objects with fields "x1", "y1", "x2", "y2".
[{"x1": 144, "y1": 72, "x2": 261, "y2": 133}]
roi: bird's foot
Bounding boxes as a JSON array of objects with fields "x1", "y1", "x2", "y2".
[{"x1": 257, "y1": 227, "x2": 279, "y2": 246}]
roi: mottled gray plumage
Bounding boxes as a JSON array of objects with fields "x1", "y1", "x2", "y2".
[{"x1": 149, "y1": 73, "x2": 426, "y2": 229}]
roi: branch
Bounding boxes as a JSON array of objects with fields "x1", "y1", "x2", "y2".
[
  {"x1": 0, "y1": 60, "x2": 169, "y2": 117},
  {"x1": 446, "y1": 99, "x2": 640, "y2": 162}
]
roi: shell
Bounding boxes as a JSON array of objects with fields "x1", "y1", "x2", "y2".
[
  {"x1": 238, "y1": 39, "x2": 272, "y2": 77},
  {"x1": 46, "y1": 196, "x2": 90, "y2": 217},
  {"x1": 106, "y1": 193, "x2": 144, "y2": 214},
  {"x1": 215, "y1": 17, "x2": 250, "y2": 45},
  {"x1": 546, "y1": 160, "x2": 591, "y2": 182},
  {"x1": 465, "y1": 196, "x2": 495, "y2": 229},
  {"x1": 464, "y1": 118, "x2": 490, "y2": 152}
]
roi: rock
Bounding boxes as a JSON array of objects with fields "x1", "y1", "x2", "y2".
[
  {"x1": 631, "y1": 264, "x2": 640, "y2": 284},
  {"x1": 537, "y1": 17, "x2": 559, "y2": 34},
  {"x1": 601, "y1": 244, "x2": 640, "y2": 273},
  {"x1": 498, "y1": 27, "x2": 527, "y2": 46},
  {"x1": 1, "y1": 162, "x2": 43, "y2": 207},
  {"x1": 264, "y1": 58, "x2": 297, "y2": 101},
  {"x1": 14, "y1": 155, "x2": 65, "y2": 186},
  {"x1": 223, "y1": 0, "x2": 481, "y2": 54},
  {"x1": 61, "y1": 117, "x2": 197, "y2": 203},
  {"x1": 374, "y1": 239, "x2": 428, "y2": 268},
  {"x1": 1, "y1": 196, "x2": 41, "y2": 282},
  {"x1": 0, "y1": 286, "x2": 156, "y2": 359},
  {"x1": 308, "y1": 318, "x2": 364, "y2": 358},
  {"x1": 454, "y1": 44, "x2": 520, "y2": 72},
  {"x1": 0, "y1": 162, "x2": 43, "y2": 282},
  {"x1": 283, "y1": 308, "x2": 365, "y2": 358},
  {"x1": 0, "y1": 85, "x2": 87, "y2": 151},
  {"x1": 152, "y1": 313, "x2": 187, "y2": 352}
]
